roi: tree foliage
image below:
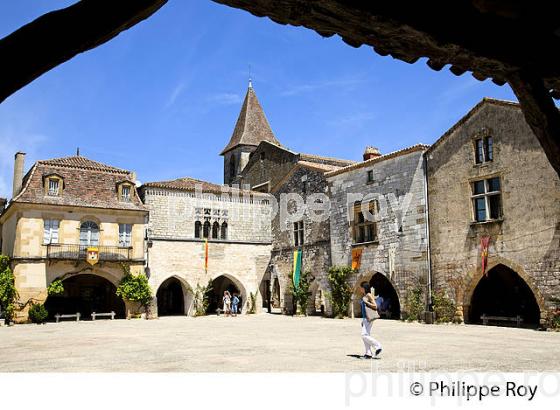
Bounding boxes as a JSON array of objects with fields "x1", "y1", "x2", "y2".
[
  {"x1": 0, "y1": 255, "x2": 18, "y2": 322},
  {"x1": 28, "y1": 303, "x2": 48, "y2": 324},
  {"x1": 192, "y1": 280, "x2": 212, "y2": 316},
  {"x1": 432, "y1": 289, "x2": 459, "y2": 323},
  {"x1": 116, "y1": 264, "x2": 153, "y2": 309},
  {"x1": 291, "y1": 270, "x2": 312, "y2": 315},
  {"x1": 403, "y1": 285, "x2": 425, "y2": 322},
  {"x1": 326, "y1": 266, "x2": 354, "y2": 318},
  {"x1": 47, "y1": 279, "x2": 64, "y2": 296}
]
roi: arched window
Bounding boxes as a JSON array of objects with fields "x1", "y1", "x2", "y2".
[
  {"x1": 203, "y1": 221, "x2": 211, "y2": 239},
  {"x1": 212, "y1": 222, "x2": 220, "y2": 239},
  {"x1": 80, "y1": 221, "x2": 99, "y2": 246},
  {"x1": 221, "y1": 222, "x2": 228, "y2": 240},
  {"x1": 194, "y1": 221, "x2": 202, "y2": 238}
]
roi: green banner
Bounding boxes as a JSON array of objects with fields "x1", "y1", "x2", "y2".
[{"x1": 292, "y1": 249, "x2": 302, "y2": 288}]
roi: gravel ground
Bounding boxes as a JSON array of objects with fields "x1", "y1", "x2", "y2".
[{"x1": 0, "y1": 314, "x2": 558, "y2": 372}]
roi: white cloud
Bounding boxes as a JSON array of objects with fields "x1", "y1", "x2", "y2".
[
  {"x1": 280, "y1": 77, "x2": 366, "y2": 97},
  {"x1": 164, "y1": 82, "x2": 187, "y2": 110},
  {"x1": 206, "y1": 93, "x2": 243, "y2": 105}
]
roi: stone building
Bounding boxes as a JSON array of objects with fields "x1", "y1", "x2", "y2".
[
  {"x1": 0, "y1": 153, "x2": 148, "y2": 322},
  {"x1": 139, "y1": 177, "x2": 272, "y2": 316},
  {"x1": 223, "y1": 84, "x2": 355, "y2": 315},
  {"x1": 426, "y1": 98, "x2": 560, "y2": 328},
  {"x1": 327, "y1": 145, "x2": 430, "y2": 319}
]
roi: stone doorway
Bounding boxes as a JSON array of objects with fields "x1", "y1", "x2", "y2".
[
  {"x1": 44, "y1": 274, "x2": 125, "y2": 320},
  {"x1": 468, "y1": 264, "x2": 540, "y2": 327},
  {"x1": 208, "y1": 275, "x2": 245, "y2": 314},
  {"x1": 156, "y1": 277, "x2": 185, "y2": 316},
  {"x1": 369, "y1": 273, "x2": 401, "y2": 319}
]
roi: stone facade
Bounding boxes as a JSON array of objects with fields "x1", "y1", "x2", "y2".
[
  {"x1": 0, "y1": 155, "x2": 147, "y2": 322},
  {"x1": 140, "y1": 184, "x2": 272, "y2": 315},
  {"x1": 267, "y1": 164, "x2": 334, "y2": 315},
  {"x1": 426, "y1": 98, "x2": 560, "y2": 326},
  {"x1": 327, "y1": 146, "x2": 430, "y2": 318}
]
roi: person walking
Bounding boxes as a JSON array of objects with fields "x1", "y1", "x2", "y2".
[
  {"x1": 223, "y1": 290, "x2": 232, "y2": 317},
  {"x1": 231, "y1": 293, "x2": 240, "y2": 317},
  {"x1": 359, "y1": 282, "x2": 383, "y2": 359}
]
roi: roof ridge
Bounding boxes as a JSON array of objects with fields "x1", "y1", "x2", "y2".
[
  {"x1": 38, "y1": 155, "x2": 130, "y2": 174},
  {"x1": 325, "y1": 143, "x2": 430, "y2": 177}
]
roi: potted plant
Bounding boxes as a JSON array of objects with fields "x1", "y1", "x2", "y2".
[{"x1": 116, "y1": 263, "x2": 153, "y2": 319}]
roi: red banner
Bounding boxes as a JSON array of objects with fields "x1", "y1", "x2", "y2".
[
  {"x1": 204, "y1": 239, "x2": 209, "y2": 273},
  {"x1": 481, "y1": 236, "x2": 490, "y2": 276}
]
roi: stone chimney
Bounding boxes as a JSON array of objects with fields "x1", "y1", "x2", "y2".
[
  {"x1": 363, "y1": 146, "x2": 381, "y2": 161},
  {"x1": 12, "y1": 152, "x2": 26, "y2": 198}
]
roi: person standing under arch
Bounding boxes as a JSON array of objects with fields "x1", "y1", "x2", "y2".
[{"x1": 359, "y1": 282, "x2": 383, "y2": 359}]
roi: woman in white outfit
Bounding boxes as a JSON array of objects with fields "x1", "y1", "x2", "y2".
[
  {"x1": 223, "y1": 291, "x2": 232, "y2": 317},
  {"x1": 359, "y1": 283, "x2": 383, "y2": 359}
]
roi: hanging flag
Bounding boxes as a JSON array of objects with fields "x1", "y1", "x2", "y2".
[
  {"x1": 481, "y1": 236, "x2": 490, "y2": 276},
  {"x1": 351, "y1": 248, "x2": 363, "y2": 271},
  {"x1": 292, "y1": 249, "x2": 302, "y2": 288},
  {"x1": 204, "y1": 239, "x2": 209, "y2": 273}
]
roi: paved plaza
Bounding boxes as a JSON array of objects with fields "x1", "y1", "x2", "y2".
[{"x1": 0, "y1": 315, "x2": 559, "y2": 372}]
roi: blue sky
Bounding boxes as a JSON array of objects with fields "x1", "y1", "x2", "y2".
[{"x1": 0, "y1": 0, "x2": 520, "y2": 197}]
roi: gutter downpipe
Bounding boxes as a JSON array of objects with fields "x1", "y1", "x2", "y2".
[{"x1": 422, "y1": 151, "x2": 434, "y2": 323}]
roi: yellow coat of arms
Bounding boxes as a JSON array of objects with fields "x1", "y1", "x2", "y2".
[{"x1": 86, "y1": 247, "x2": 99, "y2": 265}]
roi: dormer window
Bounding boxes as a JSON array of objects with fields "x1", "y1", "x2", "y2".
[
  {"x1": 44, "y1": 174, "x2": 63, "y2": 197},
  {"x1": 117, "y1": 182, "x2": 133, "y2": 202}
]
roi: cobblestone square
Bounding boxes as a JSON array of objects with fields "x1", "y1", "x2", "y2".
[{"x1": 1, "y1": 315, "x2": 559, "y2": 372}]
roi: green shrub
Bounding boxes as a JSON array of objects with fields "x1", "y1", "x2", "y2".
[
  {"x1": 545, "y1": 297, "x2": 560, "y2": 330},
  {"x1": 247, "y1": 292, "x2": 257, "y2": 314},
  {"x1": 0, "y1": 255, "x2": 18, "y2": 323},
  {"x1": 432, "y1": 289, "x2": 458, "y2": 323},
  {"x1": 193, "y1": 280, "x2": 212, "y2": 316},
  {"x1": 116, "y1": 264, "x2": 153, "y2": 312},
  {"x1": 403, "y1": 285, "x2": 425, "y2": 322},
  {"x1": 47, "y1": 279, "x2": 64, "y2": 296},
  {"x1": 326, "y1": 266, "x2": 354, "y2": 318},
  {"x1": 28, "y1": 303, "x2": 48, "y2": 324},
  {"x1": 291, "y1": 271, "x2": 312, "y2": 315}
]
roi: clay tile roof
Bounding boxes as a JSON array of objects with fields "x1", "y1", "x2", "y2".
[
  {"x1": 38, "y1": 156, "x2": 129, "y2": 174},
  {"x1": 11, "y1": 156, "x2": 146, "y2": 212},
  {"x1": 220, "y1": 85, "x2": 281, "y2": 155},
  {"x1": 141, "y1": 176, "x2": 268, "y2": 196},
  {"x1": 298, "y1": 152, "x2": 356, "y2": 167},
  {"x1": 296, "y1": 160, "x2": 345, "y2": 173},
  {"x1": 326, "y1": 144, "x2": 430, "y2": 177}
]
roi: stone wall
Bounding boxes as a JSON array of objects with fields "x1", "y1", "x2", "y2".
[
  {"x1": 327, "y1": 149, "x2": 429, "y2": 317},
  {"x1": 267, "y1": 165, "x2": 334, "y2": 315},
  {"x1": 142, "y1": 187, "x2": 271, "y2": 243},
  {"x1": 426, "y1": 101, "x2": 560, "y2": 324}
]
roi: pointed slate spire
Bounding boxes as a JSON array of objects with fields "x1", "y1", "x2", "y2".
[{"x1": 220, "y1": 84, "x2": 280, "y2": 155}]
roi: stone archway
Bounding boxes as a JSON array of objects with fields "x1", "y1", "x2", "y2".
[
  {"x1": 44, "y1": 273, "x2": 125, "y2": 320},
  {"x1": 307, "y1": 280, "x2": 328, "y2": 316},
  {"x1": 462, "y1": 257, "x2": 546, "y2": 325},
  {"x1": 465, "y1": 263, "x2": 541, "y2": 327},
  {"x1": 208, "y1": 274, "x2": 247, "y2": 314},
  {"x1": 352, "y1": 271, "x2": 401, "y2": 319},
  {"x1": 156, "y1": 277, "x2": 188, "y2": 316}
]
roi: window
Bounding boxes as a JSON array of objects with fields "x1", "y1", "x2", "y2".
[
  {"x1": 293, "y1": 221, "x2": 304, "y2": 246},
  {"x1": 203, "y1": 221, "x2": 211, "y2": 239},
  {"x1": 48, "y1": 179, "x2": 60, "y2": 196},
  {"x1": 474, "y1": 136, "x2": 493, "y2": 164},
  {"x1": 80, "y1": 221, "x2": 99, "y2": 246},
  {"x1": 471, "y1": 177, "x2": 502, "y2": 222},
  {"x1": 260, "y1": 152, "x2": 266, "y2": 161},
  {"x1": 221, "y1": 222, "x2": 228, "y2": 240},
  {"x1": 352, "y1": 200, "x2": 378, "y2": 244},
  {"x1": 212, "y1": 222, "x2": 220, "y2": 239},
  {"x1": 194, "y1": 221, "x2": 202, "y2": 238},
  {"x1": 119, "y1": 224, "x2": 132, "y2": 247},
  {"x1": 44, "y1": 175, "x2": 63, "y2": 196},
  {"x1": 121, "y1": 185, "x2": 131, "y2": 202},
  {"x1": 367, "y1": 170, "x2": 374, "y2": 183},
  {"x1": 43, "y1": 220, "x2": 59, "y2": 244}
]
